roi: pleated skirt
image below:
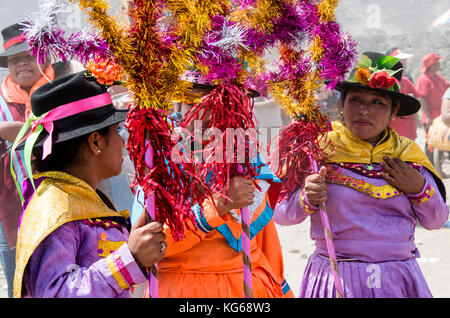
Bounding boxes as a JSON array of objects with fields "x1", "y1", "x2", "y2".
[{"x1": 299, "y1": 253, "x2": 432, "y2": 298}]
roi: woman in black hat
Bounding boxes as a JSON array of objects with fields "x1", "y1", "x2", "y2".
[
  {"x1": 274, "y1": 52, "x2": 448, "y2": 298},
  {"x1": 12, "y1": 71, "x2": 167, "y2": 298}
]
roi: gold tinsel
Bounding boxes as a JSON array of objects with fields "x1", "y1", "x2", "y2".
[
  {"x1": 230, "y1": 0, "x2": 282, "y2": 33},
  {"x1": 72, "y1": 0, "x2": 130, "y2": 59},
  {"x1": 269, "y1": 81, "x2": 299, "y2": 118},
  {"x1": 317, "y1": 0, "x2": 339, "y2": 22},
  {"x1": 310, "y1": 36, "x2": 325, "y2": 63},
  {"x1": 165, "y1": 0, "x2": 227, "y2": 100},
  {"x1": 268, "y1": 0, "x2": 341, "y2": 121},
  {"x1": 72, "y1": 0, "x2": 227, "y2": 112},
  {"x1": 73, "y1": 0, "x2": 341, "y2": 118}
]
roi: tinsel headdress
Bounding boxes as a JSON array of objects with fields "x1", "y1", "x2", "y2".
[
  {"x1": 236, "y1": 0, "x2": 358, "y2": 198},
  {"x1": 22, "y1": 0, "x2": 357, "y2": 237}
]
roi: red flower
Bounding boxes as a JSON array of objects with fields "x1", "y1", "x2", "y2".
[{"x1": 368, "y1": 71, "x2": 396, "y2": 90}]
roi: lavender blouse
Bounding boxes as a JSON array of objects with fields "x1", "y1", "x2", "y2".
[
  {"x1": 20, "y1": 178, "x2": 147, "y2": 298},
  {"x1": 274, "y1": 164, "x2": 449, "y2": 263}
]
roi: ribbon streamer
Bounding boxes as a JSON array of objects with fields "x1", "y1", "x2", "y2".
[
  {"x1": 308, "y1": 143, "x2": 344, "y2": 298},
  {"x1": 144, "y1": 140, "x2": 159, "y2": 298},
  {"x1": 10, "y1": 92, "x2": 113, "y2": 202},
  {"x1": 237, "y1": 164, "x2": 253, "y2": 298}
]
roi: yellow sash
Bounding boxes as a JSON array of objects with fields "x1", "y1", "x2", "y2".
[
  {"x1": 320, "y1": 121, "x2": 441, "y2": 180},
  {"x1": 14, "y1": 171, "x2": 129, "y2": 298}
]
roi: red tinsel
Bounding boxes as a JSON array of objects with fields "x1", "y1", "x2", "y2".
[
  {"x1": 125, "y1": 105, "x2": 209, "y2": 241},
  {"x1": 272, "y1": 117, "x2": 331, "y2": 200},
  {"x1": 181, "y1": 83, "x2": 261, "y2": 200}
]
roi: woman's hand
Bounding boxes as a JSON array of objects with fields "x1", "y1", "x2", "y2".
[
  {"x1": 214, "y1": 176, "x2": 256, "y2": 216},
  {"x1": 0, "y1": 121, "x2": 25, "y2": 143},
  {"x1": 380, "y1": 156, "x2": 425, "y2": 194},
  {"x1": 304, "y1": 166, "x2": 328, "y2": 206},
  {"x1": 128, "y1": 211, "x2": 167, "y2": 269}
]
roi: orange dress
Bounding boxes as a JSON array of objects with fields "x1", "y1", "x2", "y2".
[{"x1": 144, "y1": 179, "x2": 293, "y2": 298}]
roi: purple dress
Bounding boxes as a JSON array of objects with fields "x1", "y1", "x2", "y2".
[
  {"x1": 19, "y1": 177, "x2": 147, "y2": 298},
  {"x1": 274, "y1": 164, "x2": 448, "y2": 298}
]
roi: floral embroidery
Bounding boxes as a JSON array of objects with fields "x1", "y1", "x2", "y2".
[
  {"x1": 326, "y1": 171, "x2": 403, "y2": 199},
  {"x1": 333, "y1": 162, "x2": 421, "y2": 179},
  {"x1": 324, "y1": 163, "x2": 428, "y2": 199}
]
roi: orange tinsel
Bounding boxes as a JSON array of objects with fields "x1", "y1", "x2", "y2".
[{"x1": 85, "y1": 58, "x2": 125, "y2": 86}]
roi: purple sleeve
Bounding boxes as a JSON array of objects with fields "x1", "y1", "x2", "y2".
[
  {"x1": 24, "y1": 221, "x2": 147, "y2": 298},
  {"x1": 273, "y1": 188, "x2": 318, "y2": 225},
  {"x1": 407, "y1": 168, "x2": 449, "y2": 230}
]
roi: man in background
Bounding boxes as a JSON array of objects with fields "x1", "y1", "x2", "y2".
[{"x1": 415, "y1": 52, "x2": 449, "y2": 158}]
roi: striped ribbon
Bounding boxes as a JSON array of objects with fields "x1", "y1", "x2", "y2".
[
  {"x1": 144, "y1": 140, "x2": 159, "y2": 298},
  {"x1": 0, "y1": 96, "x2": 26, "y2": 183},
  {"x1": 237, "y1": 164, "x2": 253, "y2": 298},
  {"x1": 308, "y1": 144, "x2": 344, "y2": 298}
]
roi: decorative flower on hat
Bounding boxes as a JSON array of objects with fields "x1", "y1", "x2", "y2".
[
  {"x1": 349, "y1": 54, "x2": 401, "y2": 91},
  {"x1": 85, "y1": 58, "x2": 125, "y2": 86}
]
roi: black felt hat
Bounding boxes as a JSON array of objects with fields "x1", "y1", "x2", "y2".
[
  {"x1": 181, "y1": 68, "x2": 260, "y2": 98},
  {"x1": 0, "y1": 22, "x2": 30, "y2": 68},
  {"x1": 17, "y1": 71, "x2": 128, "y2": 149},
  {"x1": 332, "y1": 51, "x2": 421, "y2": 117}
]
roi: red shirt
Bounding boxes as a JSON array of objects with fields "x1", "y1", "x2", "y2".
[
  {"x1": 415, "y1": 72, "x2": 450, "y2": 123},
  {"x1": 389, "y1": 77, "x2": 421, "y2": 140},
  {"x1": 0, "y1": 95, "x2": 26, "y2": 247},
  {"x1": 401, "y1": 77, "x2": 420, "y2": 97}
]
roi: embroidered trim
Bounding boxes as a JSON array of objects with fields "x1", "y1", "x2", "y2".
[
  {"x1": 216, "y1": 204, "x2": 273, "y2": 252},
  {"x1": 106, "y1": 254, "x2": 129, "y2": 290},
  {"x1": 97, "y1": 236, "x2": 126, "y2": 258},
  {"x1": 327, "y1": 173, "x2": 403, "y2": 199},
  {"x1": 192, "y1": 204, "x2": 214, "y2": 233},
  {"x1": 299, "y1": 189, "x2": 317, "y2": 214},
  {"x1": 334, "y1": 162, "x2": 421, "y2": 179},
  {"x1": 82, "y1": 218, "x2": 124, "y2": 232},
  {"x1": 112, "y1": 252, "x2": 135, "y2": 287},
  {"x1": 281, "y1": 279, "x2": 291, "y2": 295},
  {"x1": 408, "y1": 182, "x2": 435, "y2": 205}
]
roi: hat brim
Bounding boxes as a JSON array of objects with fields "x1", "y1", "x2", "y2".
[
  {"x1": 192, "y1": 83, "x2": 260, "y2": 98},
  {"x1": 333, "y1": 81, "x2": 421, "y2": 117},
  {"x1": 16, "y1": 107, "x2": 128, "y2": 150},
  {"x1": 420, "y1": 56, "x2": 443, "y2": 73},
  {"x1": 0, "y1": 42, "x2": 29, "y2": 68},
  {"x1": 395, "y1": 53, "x2": 413, "y2": 59}
]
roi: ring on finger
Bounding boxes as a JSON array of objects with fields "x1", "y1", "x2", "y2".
[{"x1": 160, "y1": 241, "x2": 167, "y2": 255}]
